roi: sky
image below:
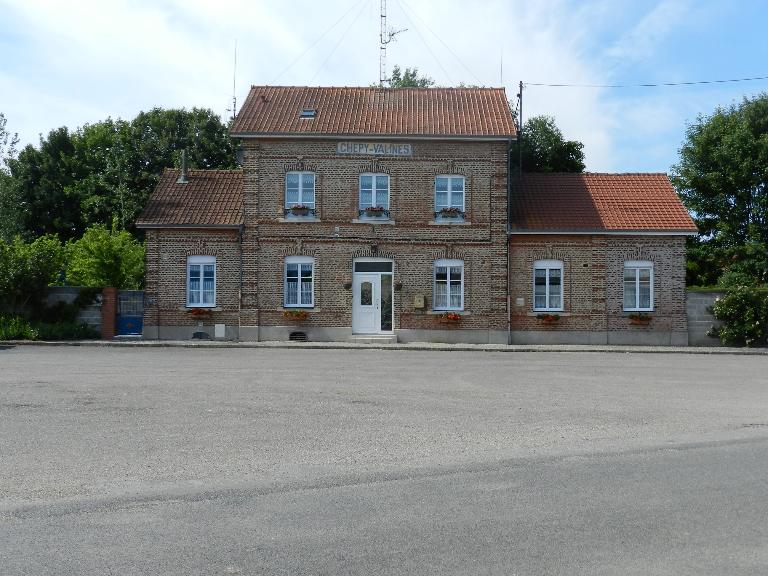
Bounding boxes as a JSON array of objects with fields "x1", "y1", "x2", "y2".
[{"x1": 1, "y1": 0, "x2": 767, "y2": 173}]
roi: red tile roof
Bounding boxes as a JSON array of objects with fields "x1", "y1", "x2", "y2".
[
  {"x1": 136, "y1": 169, "x2": 243, "y2": 228},
  {"x1": 510, "y1": 173, "x2": 697, "y2": 233},
  {"x1": 231, "y1": 86, "x2": 517, "y2": 139}
]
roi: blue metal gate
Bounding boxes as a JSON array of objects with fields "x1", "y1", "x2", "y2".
[{"x1": 117, "y1": 290, "x2": 144, "y2": 336}]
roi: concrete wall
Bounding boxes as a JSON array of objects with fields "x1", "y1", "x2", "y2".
[
  {"x1": 47, "y1": 287, "x2": 101, "y2": 332},
  {"x1": 686, "y1": 290, "x2": 724, "y2": 346}
]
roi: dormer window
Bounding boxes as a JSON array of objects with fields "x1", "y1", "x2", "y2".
[{"x1": 299, "y1": 108, "x2": 316, "y2": 119}]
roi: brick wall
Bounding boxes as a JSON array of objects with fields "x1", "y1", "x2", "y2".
[
  {"x1": 143, "y1": 228, "x2": 242, "y2": 338},
  {"x1": 239, "y1": 138, "x2": 509, "y2": 340},
  {"x1": 509, "y1": 234, "x2": 688, "y2": 344}
]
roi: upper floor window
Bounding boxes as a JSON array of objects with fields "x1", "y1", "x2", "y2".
[
  {"x1": 284, "y1": 256, "x2": 314, "y2": 307},
  {"x1": 434, "y1": 176, "x2": 465, "y2": 219},
  {"x1": 285, "y1": 172, "x2": 315, "y2": 217},
  {"x1": 624, "y1": 261, "x2": 653, "y2": 311},
  {"x1": 359, "y1": 173, "x2": 390, "y2": 219},
  {"x1": 187, "y1": 256, "x2": 216, "y2": 307},
  {"x1": 434, "y1": 259, "x2": 464, "y2": 310},
  {"x1": 534, "y1": 260, "x2": 563, "y2": 311}
]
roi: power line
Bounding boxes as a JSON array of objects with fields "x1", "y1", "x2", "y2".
[
  {"x1": 394, "y1": 0, "x2": 453, "y2": 84},
  {"x1": 271, "y1": 0, "x2": 366, "y2": 84},
  {"x1": 526, "y1": 75, "x2": 768, "y2": 88},
  {"x1": 309, "y1": 0, "x2": 369, "y2": 84},
  {"x1": 398, "y1": 0, "x2": 485, "y2": 86}
]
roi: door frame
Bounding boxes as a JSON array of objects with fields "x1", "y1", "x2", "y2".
[{"x1": 352, "y1": 258, "x2": 394, "y2": 334}]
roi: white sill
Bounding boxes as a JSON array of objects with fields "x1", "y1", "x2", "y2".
[
  {"x1": 182, "y1": 306, "x2": 220, "y2": 310},
  {"x1": 352, "y1": 218, "x2": 396, "y2": 225},
  {"x1": 428, "y1": 220, "x2": 471, "y2": 226},
  {"x1": 281, "y1": 306, "x2": 316, "y2": 310},
  {"x1": 277, "y1": 217, "x2": 320, "y2": 223},
  {"x1": 624, "y1": 309, "x2": 654, "y2": 313}
]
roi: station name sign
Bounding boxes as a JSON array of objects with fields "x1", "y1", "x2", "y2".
[{"x1": 336, "y1": 142, "x2": 412, "y2": 156}]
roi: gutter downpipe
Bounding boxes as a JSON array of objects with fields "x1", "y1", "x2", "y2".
[
  {"x1": 238, "y1": 224, "x2": 244, "y2": 342},
  {"x1": 507, "y1": 137, "x2": 515, "y2": 345}
]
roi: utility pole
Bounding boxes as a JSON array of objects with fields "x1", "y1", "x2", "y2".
[
  {"x1": 517, "y1": 80, "x2": 524, "y2": 172},
  {"x1": 379, "y1": 0, "x2": 406, "y2": 86}
]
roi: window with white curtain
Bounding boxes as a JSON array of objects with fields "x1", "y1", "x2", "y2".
[
  {"x1": 284, "y1": 256, "x2": 315, "y2": 307},
  {"x1": 187, "y1": 256, "x2": 216, "y2": 307},
  {"x1": 433, "y1": 259, "x2": 464, "y2": 310},
  {"x1": 624, "y1": 261, "x2": 653, "y2": 311},
  {"x1": 284, "y1": 172, "x2": 316, "y2": 208},
  {"x1": 533, "y1": 260, "x2": 563, "y2": 311}
]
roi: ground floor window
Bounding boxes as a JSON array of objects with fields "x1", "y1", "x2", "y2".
[
  {"x1": 534, "y1": 260, "x2": 563, "y2": 311},
  {"x1": 434, "y1": 259, "x2": 464, "y2": 310},
  {"x1": 187, "y1": 256, "x2": 215, "y2": 307},
  {"x1": 624, "y1": 261, "x2": 653, "y2": 311},
  {"x1": 285, "y1": 256, "x2": 314, "y2": 307}
]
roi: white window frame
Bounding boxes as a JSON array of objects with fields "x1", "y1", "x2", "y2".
[
  {"x1": 284, "y1": 171, "x2": 316, "y2": 208},
  {"x1": 533, "y1": 259, "x2": 564, "y2": 312},
  {"x1": 623, "y1": 260, "x2": 654, "y2": 311},
  {"x1": 434, "y1": 175, "x2": 466, "y2": 212},
  {"x1": 284, "y1": 256, "x2": 315, "y2": 308},
  {"x1": 433, "y1": 259, "x2": 464, "y2": 311},
  {"x1": 186, "y1": 256, "x2": 216, "y2": 308},
  {"x1": 359, "y1": 173, "x2": 390, "y2": 211}
]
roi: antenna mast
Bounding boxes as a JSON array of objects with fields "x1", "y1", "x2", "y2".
[
  {"x1": 232, "y1": 40, "x2": 238, "y2": 122},
  {"x1": 379, "y1": 0, "x2": 406, "y2": 86}
]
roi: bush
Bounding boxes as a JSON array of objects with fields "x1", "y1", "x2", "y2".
[
  {"x1": 66, "y1": 223, "x2": 144, "y2": 289},
  {"x1": 0, "y1": 315, "x2": 38, "y2": 340},
  {"x1": 34, "y1": 321, "x2": 98, "y2": 340},
  {"x1": 710, "y1": 286, "x2": 768, "y2": 347},
  {"x1": 0, "y1": 235, "x2": 65, "y2": 315}
]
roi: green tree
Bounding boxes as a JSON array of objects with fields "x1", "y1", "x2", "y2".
[
  {"x1": 386, "y1": 65, "x2": 435, "y2": 88},
  {"x1": 65, "y1": 223, "x2": 145, "y2": 289},
  {"x1": 517, "y1": 115, "x2": 585, "y2": 173},
  {"x1": 671, "y1": 93, "x2": 768, "y2": 248},
  {"x1": 0, "y1": 235, "x2": 65, "y2": 315},
  {"x1": 0, "y1": 113, "x2": 22, "y2": 240},
  {"x1": 9, "y1": 108, "x2": 235, "y2": 239}
]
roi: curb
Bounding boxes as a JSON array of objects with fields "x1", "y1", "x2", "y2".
[{"x1": 1, "y1": 340, "x2": 766, "y2": 355}]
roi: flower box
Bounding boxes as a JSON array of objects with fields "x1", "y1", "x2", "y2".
[
  {"x1": 438, "y1": 207, "x2": 464, "y2": 218},
  {"x1": 364, "y1": 206, "x2": 387, "y2": 216},
  {"x1": 289, "y1": 204, "x2": 311, "y2": 216},
  {"x1": 186, "y1": 307, "x2": 212, "y2": 318},
  {"x1": 283, "y1": 309, "x2": 309, "y2": 321},
  {"x1": 437, "y1": 312, "x2": 462, "y2": 325},
  {"x1": 536, "y1": 313, "x2": 560, "y2": 324},
  {"x1": 628, "y1": 312, "x2": 651, "y2": 325}
]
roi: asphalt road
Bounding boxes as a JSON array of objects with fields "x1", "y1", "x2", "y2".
[{"x1": 1, "y1": 346, "x2": 767, "y2": 574}]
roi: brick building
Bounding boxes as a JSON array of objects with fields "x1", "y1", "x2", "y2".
[{"x1": 137, "y1": 86, "x2": 697, "y2": 345}]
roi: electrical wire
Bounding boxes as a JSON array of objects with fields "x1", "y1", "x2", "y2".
[
  {"x1": 271, "y1": 0, "x2": 366, "y2": 84},
  {"x1": 398, "y1": 0, "x2": 485, "y2": 86},
  {"x1": 394, "y1": 0, "x2": 453, "y2": 85},
  {"x1": 308, "y1": 0, "x2": 369, "y2": 84},
  {"x1": 525, "y1": 75, "x2": 768, "y2": 88}
]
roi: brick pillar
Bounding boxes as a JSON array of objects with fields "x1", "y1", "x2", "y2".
[{"x1": 101, "y1": 287, "x2": 117, "y2": 340}]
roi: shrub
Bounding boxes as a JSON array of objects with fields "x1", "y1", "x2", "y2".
[
  {"x1": 34, "y1": 321, "x2": 98, "y2": 341},
  {"x1": 0, "y1": 315, "x2": 38, "y2": 340},
  {"x1": 710, "y1": 286, "x2": 768, "y2": 347},
  {"x1": 66, "y1": 223, "x2": 144, "y2": 289},
  {"x1": 0, "y1": 235, "x2": 65, "y2": 315}
]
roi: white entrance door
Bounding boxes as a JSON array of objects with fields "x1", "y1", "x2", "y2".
[{"x1": 352, "y1": 273, "x2": 379, "y2": 333}]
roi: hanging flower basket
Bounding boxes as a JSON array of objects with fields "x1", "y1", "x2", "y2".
[
  {"x1": 290, "y1": 204, "x2": 311, "y2": 216},
  {"x1": 536, "y1": 313, "x2": 560, "y2": 324},
  {"x1": 186, "y1": 307, "x2": 212, "y2": 318},
  {"x1": 628, "y1": 312, "x2": 652, "y2": 325},
  {"x1": 438, "y1": 207, "x2": 464, "y2": 218},
  {"x1": 283, "y1": 309, "x2": 309, "y2": 321},
  {"x1": 437, "y1": 312, "x2": 462, "y2": 325}
]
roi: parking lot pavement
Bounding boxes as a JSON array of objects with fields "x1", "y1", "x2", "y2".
[
  {"x1": 3, "y1": 346, "x2": 768, "y2": 575},
  {"x1": 1, "y1": 345, "x2": 767, "y2": 508}
]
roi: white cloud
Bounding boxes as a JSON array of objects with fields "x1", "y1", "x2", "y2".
[{"x1": 0, "y1": 0, "x2": 711, "y2": 172}]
